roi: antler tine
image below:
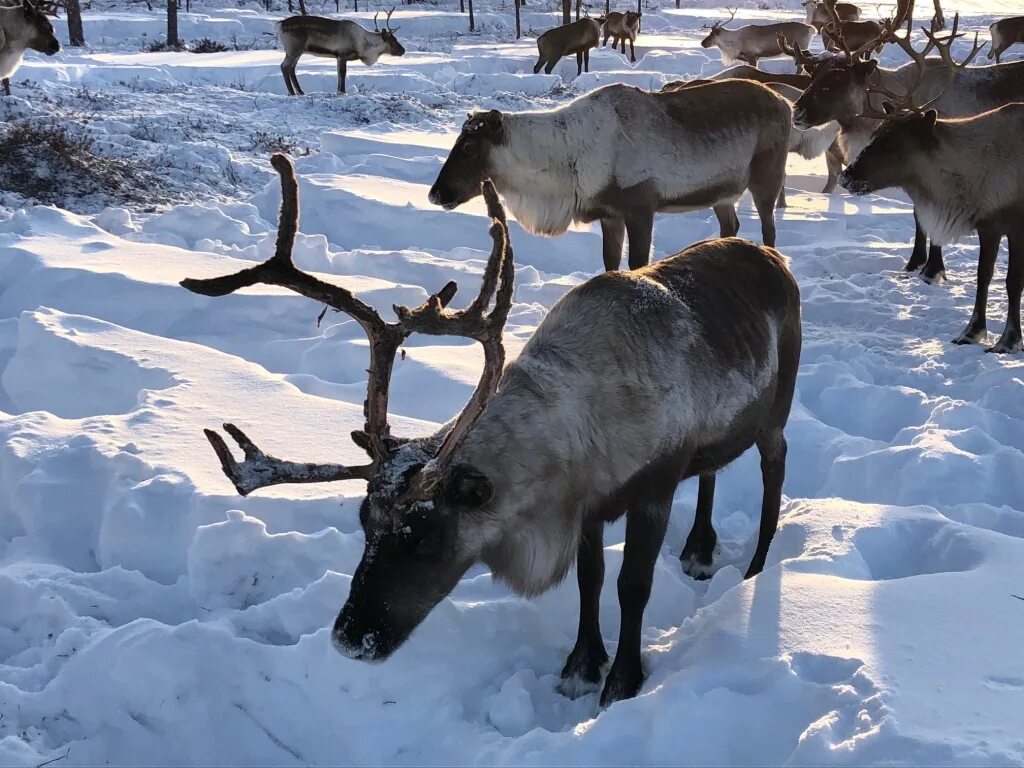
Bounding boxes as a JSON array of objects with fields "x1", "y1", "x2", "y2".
[
  {"x1": 373, "y1": 10, "x2": 380, "y2": 30},
  {"x1": 181, "y1": 153, "x2": 461, "y2": 494},
  {"x1": 914, "y1": 14, "x2": 986, "y2": 112},
  {"x1": 395, "y1": 181, "x2": 515, "y2": 496}
]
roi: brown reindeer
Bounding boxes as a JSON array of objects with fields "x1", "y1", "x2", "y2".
[
  {"x1": 988, "y1": 16, "x2": 1024, "y2": 64},
  {"x1": 533, "y1": 17, "x2": 601, "y2": 76},
  {"x1": 838, "y1": 28, "x2": 1024, "y2": 352},
  {"x1": 183, "y1": 154, "x2": 802, "y2": 707},
  {"x1": 600, "y1": 10, "x2": 641, "y2": 62},
  {"x1": 0, "y1": 0, "x2": 59, "y2": 96},
  {"x1": 275, "y1": 8, "x2": 405, "y2": 95},
  {"x1": 821, "y1": 19, "x2": 884, "y2": 58},
  {"x1": 791, "y1": 2, "x2": 1014, "y2": 283}
]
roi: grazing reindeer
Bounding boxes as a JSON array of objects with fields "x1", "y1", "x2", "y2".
[
  {"x1": 533, "y1": 17, "x2": 601, "y2": 76},
  {"x1": 840, "y1": 104, "x2": 1024, "y2": 352},
  {"x1": 428, "y1": 81, "x2": 792, "y2": 272},
  {"x1": 792, "y1": 2, "x2": 1020, "y2": 282},
  {"x1": 276, "y1": 8, "x2": 405, "y2": 95},
  {"x1": 988, "y1": 16, "x2": 1024, "y2": 64},
  {"x1": 700, "y1": 9, "x2": 814, "y2": 69},
  {"x1": 183, "y1": 154, "x2": 802, "y2": 707},
  {"x1": 600, "y1": 10, "x2": 641, "y2": 62},
  {"x1": 803, "y1": 0, "x2": 860, "y2": 31},
  {"x1": 0, "y1": 0, "x2": 59, "y2": 97}
]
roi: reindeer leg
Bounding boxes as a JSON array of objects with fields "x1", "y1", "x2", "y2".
[
  {"x1": 988, "y1": 229, "x2": 1024, "y2": 354},
  {"x1": 337, "y1": 58, "x2": 347, "y2": 94},
  {"x1": 620, "y1": 36, "x2": 625, "y2": 54},
  {"x1": 920, "y1": 243, "x2": 946, "y2": 284},
  {"x1": 534, "y1": 52, "x2": 546, "y2": 74},
  {"x1": 576, "y1": 50, "x2": 584, "y2": 76},
  {"x1": 906, "y1": 212, "x2": 929, "y2": 272},
  {"x1": 680, "y1": 474, "x2": 717, "y2": 580},
  {"x1": 2, "y1": 78, "x2": 9, "y2": 97},
  {"x1": 600, "y1": 489, "x2": 673, "y2": 707},
  {"x1": 603, "y1": 31, "x2": 610, "y2": 46},
  {"x1": 584, "y1": 47, "x2": 591, "y2": 72},
  {"x1": 625, "y1": 210, "x2": 654, "y2": 270},
  {"x1": 600, "y1": 217, "x2": 626, "y2": 271},
  {"x1": 714, "y1": 204, "x2": 739, "y2": 238},
  {"x1": 745, "y1": 428, "x2": 786, "y2": 579},
  {"x1": 558, "y1": 518, "x2": 608, "y2": 697},
  {"x1": 749, "y1": 147, "x2": 785, "y2": 247},
  {"x1": 629, "y1": 36, "x2": 636, "y2": 62},
  {"x1": 823, "y1": 142, "x2": 843, "y2": 194},
  {"x1": 954, "y1": 225, "x2": 1000, "y2": 345},
  {"x1": 776, "y1": 177, "x2": 789, "y2": 209}
]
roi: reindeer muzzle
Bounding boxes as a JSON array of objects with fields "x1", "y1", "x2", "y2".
[{"x1": 838, "y1": 169, "x2": 872, "y2": 196}]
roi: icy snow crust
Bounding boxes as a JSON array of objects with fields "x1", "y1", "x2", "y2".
[{"x1": 2, "y1": 1, "x2": 1024, "y2": 765}]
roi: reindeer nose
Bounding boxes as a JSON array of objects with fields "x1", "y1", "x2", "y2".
[{"x1": 792, "y1": 107, "x2": 811, "y2": 129}]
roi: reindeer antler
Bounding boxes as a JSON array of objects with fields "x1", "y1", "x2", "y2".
[
  {"x1": 703, "y1": 7, "x2": 736, "y2": 30},
  {"x1": 181, "y1": 154, "x2": 515, "y2": 496},
  {"x1": 861, "y1": 4, "x2": 985, "y2": 119}
]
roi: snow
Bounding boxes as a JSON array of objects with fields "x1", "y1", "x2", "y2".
[{"x1": 2, "y1": 0, "x2": 1024, "y2": 765}]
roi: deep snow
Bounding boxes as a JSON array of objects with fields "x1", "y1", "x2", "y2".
[{"x1": 2, "y1": 0, "x2": 1024, "y2": 765}]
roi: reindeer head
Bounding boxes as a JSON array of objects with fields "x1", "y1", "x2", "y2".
[
  {"x1": 374, "y1": 7, "x2": 406, "y2": 56},
  {"x1": 793, "y1": 58, "x2": 878, "y2": 127},
  {"x1": 21, "y1": 0, "x2": 60, "y2": 56},
  {"x1": 428, "y1": 110, "x2": 505, "y2": 211},
  {"x1": 181, "y1": 153, "x2": 515, "y2": 664},
  {"x1": 700, "y1": 8, "x2": 736, "y2": 47},
  {"x1": 839, "y1": 7, "x2": 984, "y2": 195}
]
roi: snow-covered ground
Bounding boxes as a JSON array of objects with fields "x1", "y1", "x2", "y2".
[{"x1": 2, "y1": 0, "x2": 1024, "y2": 764}]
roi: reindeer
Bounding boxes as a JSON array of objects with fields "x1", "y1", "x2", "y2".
[
  {"x1": 533, "y1": 17, "x2": 601, "y2": 76},
  {"x1": 660, "y1": 78, "x2": 840, "y2": 204},
  {"x1": 791, "y1": 2, "x2": 1022, "y2": 283},
  {"x1": 988, "y1": 16, "x2": 1024, "y2": 64},
  {"x1": 428, "y1": 81, "x2": 791, "y2": 272},
  {"x1": 275, "y1": 8, "x2": 405, "y2": 96},
  {"x1": 0, "y1": 0, "x2": 59, "y2": 97},
  {"x1": 182, "y1": 153, "x2": 802, "y2": 707},
  {"x1": 600, "y1": 10, "x2": 641, "y2": 62},
  {"x1": 700, "y1": 9, "x2": 814, "y2": 69},
  {"x1": 840, "y1": 96, "x2": 1024, "y2": 352},
  {"x1": 803, "y1": 0, "x2": 860, "y2": 31},
  {"x1": 821, "y1": 19, "x2": 884, "y2": 58}
]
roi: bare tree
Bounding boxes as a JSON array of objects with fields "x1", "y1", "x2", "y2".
[
  {"x1": 562, "y1": 0, "x2": 570, "y2": 25},
  {"x1": 167, "y1": 0, "x2": 179, "y2": 48},
  {"x1": 468, "y1": 0, "x2": 474, "y2": 30},
  {"x1": 65, "y1": 0, "x2": 84, "y2": 45},
  {"x1": 515, "y1": 0, "x2": 520, "y2": 38}
]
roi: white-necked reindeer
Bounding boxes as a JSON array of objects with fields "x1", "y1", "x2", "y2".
[
  {"x1": 0, "y1": 0, "x2": 59, "y2": 96},
  {"x1": 182, "y1": 154, "x2": 801, "y2": 707},
  {"x1": 428, "y1": 81, "x2": 792, "y2": 272},
  {"x1": 276, "y1": 7, "x2": 405, "y2": 95},
  {"x1": 700, "y1": 9, "x2": 814, "y2": 68}
]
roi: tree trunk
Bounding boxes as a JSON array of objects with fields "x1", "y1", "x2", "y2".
[
  {"x1": 167, "y1": 0, "x2": 179, "y2": 48},
  {"x1": 459, "y1": 0, "x2": 464, "y2": 13},
  {"x1": 298, "y1": 0, "x2": 307, "y2": 13},
  {"x1": 636, "y1": 0, "x2": 641, "y2": 29},
  {"x1": 562, "y1": 0, "x2": 570, "y2": 24},
  {"x1": 468, "y1": 0, "x2": 474, "y2": 30},
  {"x1": 65, "y1": 0, "x2": 84, "y2": 46},
  {"x1": 514, "y1": 0, "x2": 520, "y2": 38},
  {"x1": 930, "y1": 0, "x2": 944, "y2": 29},
  {"x1": 575, "y1": 0, "x2": 581, "y2": 21}
]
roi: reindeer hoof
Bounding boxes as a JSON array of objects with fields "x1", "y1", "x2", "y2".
[
  {"x1": 953, "y1": 327, "x2": 987, "y2": 345},
  {"x1": 599, "y1": 657, "x2": 644, "y2": 707},
  {"x1": 919, "y1": 268, "x2": 946, "y2": 284},
  {"x1": 985, "y1": 334, "x2": 1024, "y2": 354}
]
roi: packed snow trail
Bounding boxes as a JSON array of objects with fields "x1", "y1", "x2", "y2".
[{"x1": 2, "y1": 1, "x2": 1024, "y2": 765}]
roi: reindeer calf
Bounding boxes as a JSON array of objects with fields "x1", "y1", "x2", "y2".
[
  {"x1": 534, "y1": 17, "x2": 601, "y2": 76},
  {"x1": 276, "y1": 9, "x2": 405, "y2": 95},
  {"x1": 600, "y1": 10, "x2": 641, "y2": 62}
]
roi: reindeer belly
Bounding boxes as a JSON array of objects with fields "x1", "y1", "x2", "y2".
[
  {"x1": 0, "y1": 48, "x2": 25, "y2": 80},
  {"x1": 659, "y1": 179, "x2": 744, "y2": 212}
]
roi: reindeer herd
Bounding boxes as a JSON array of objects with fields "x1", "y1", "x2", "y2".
[{"x1": 3, "y1": 0, "x2": 1024, "y2": 709}]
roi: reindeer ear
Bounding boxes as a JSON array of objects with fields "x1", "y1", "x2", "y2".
[
  {"x1": 921, "y1": 109, "x2": 938, "y2": 128},
  {"x1": 483, "y1": 110, "x2": 503, "y2": 135},
  {"x1": 882, "y1": 101, "x2": 896, "y2": 115},
  {"x1": 445, "y1": 464, "x2": 493, "y2": 508},
  {"x1": 351, "y1": 430, "x2": 375, "y2": 458}
]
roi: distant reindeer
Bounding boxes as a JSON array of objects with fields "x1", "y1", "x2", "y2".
[
  {"x1": 792, "y1": 2, "x2": 1023, "y2": 283},
  {"x1": 988, "y1": 16, "x2": 1024, "y2": 63},
  {"x1": 802, "y1": 0, "x2": 859, "y2": 31},
  {"x1": 0, "y1": 0, "x2": 59, "y2": 96},
  {"x1": 428, "y1": 80, "x2": 792, "y2": 271},
  {"x1": 600, "y1": 10, "x2": 641, "y2": 62},
  {"x1": 700, "y1": 9, "x2": 814, "y2": 69},
  {"x1": 275, "y1": 8, "x2": 405, "y2": 95},
  {"x1": 183, "y1": 154, "x2": 802, "y2": 707},
  {"x1": 533, "y1": 17, "x2": 601, "y2": 76},
  {"x1": 840, "y1": 94, "x2": 1024, "y2": 352}
]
